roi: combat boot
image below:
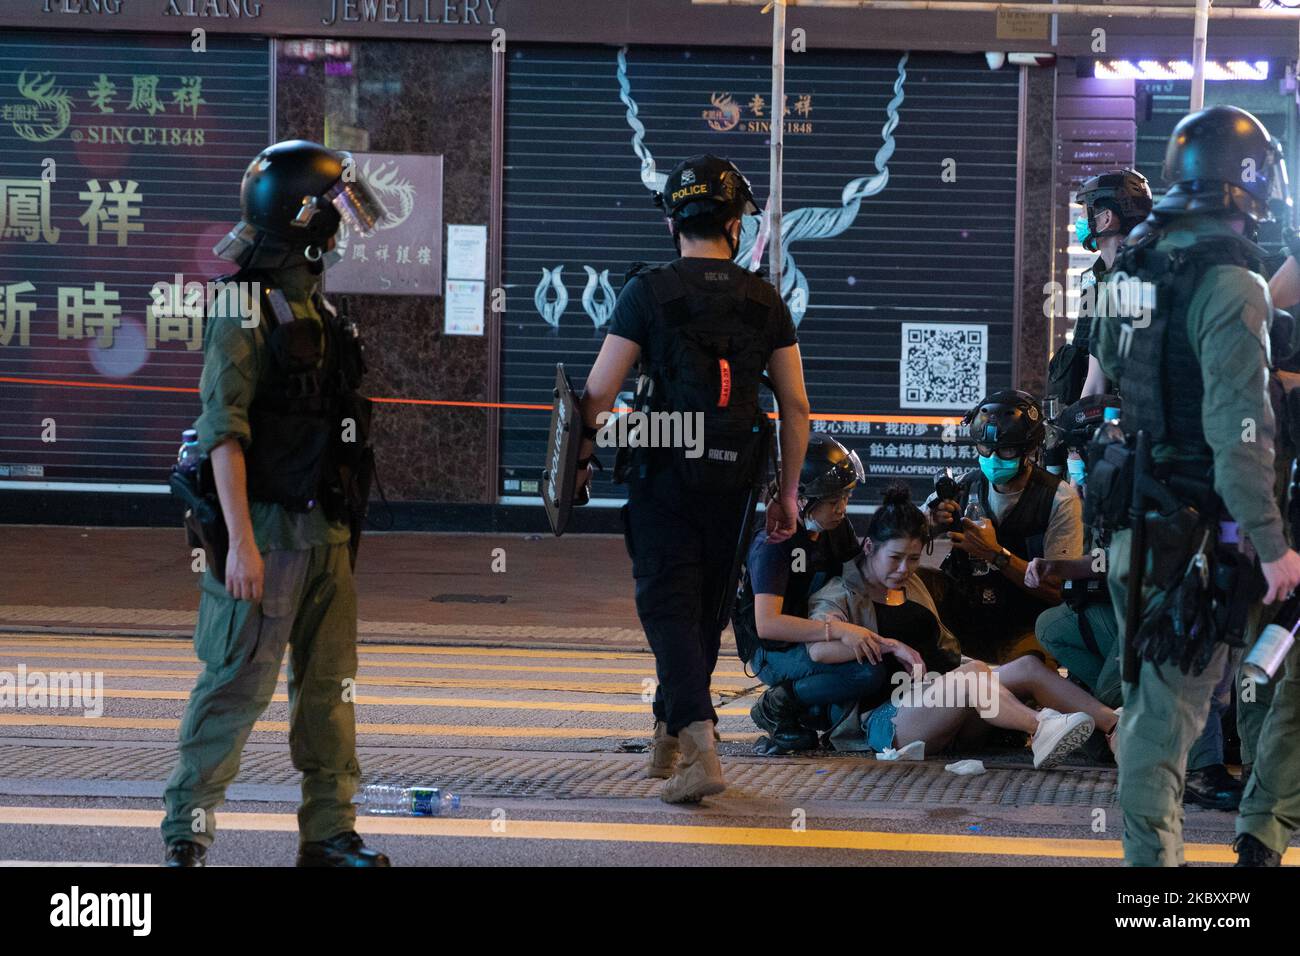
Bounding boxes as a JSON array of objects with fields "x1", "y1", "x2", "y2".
[
  {"x1": 1184, "y1": 764, "x2": 1243, "y2": 811},
  {"x1": 297, "y1": 830, "x2": 391, "y2": 867},
  {"x1": 1233, "y1": 833, "x2": 1282, "y2": 867},
  {"x1": 660, "y1": 720, "x2": 725, "y2": 804},
  {"x1": 164, "y1": 840, "x2": 206, "y2": 867},
  {"x1": 647, "y1": 720, "x2": 679, "y2": 779},
  {"x1": 750, "y1": 683, "x2": 818, "y2": 753}
]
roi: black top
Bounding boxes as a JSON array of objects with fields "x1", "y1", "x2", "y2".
[
  {"x1": 872, "y1": 599, "x2": 960, "y2": 675},
  {"x1": 747, "y1": 520, "x2": 858, "y2": 619},
  {"x1": 607, "y1": 257, "x2": 798, "y2": 352}
]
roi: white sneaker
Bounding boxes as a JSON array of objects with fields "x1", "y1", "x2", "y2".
[{"x1": 1032, "y1": 710, "x2": 1095, "y2": 769}]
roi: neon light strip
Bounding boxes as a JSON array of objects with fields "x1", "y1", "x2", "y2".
[{"x1": 1095, "y1": 59, "x2": 1269, "y2": 81}]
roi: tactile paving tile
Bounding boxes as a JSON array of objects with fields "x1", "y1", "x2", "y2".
[{"x1": 0, "y1": 744, "x2": 1117, "y2": 805}]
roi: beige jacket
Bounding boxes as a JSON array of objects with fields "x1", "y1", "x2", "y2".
[
  {"x1": 807, "y1": 557, "x2": 961, "y2": 752},
  {"x1": 808, "y1": 557, "x2": 961, "y2": 660}
]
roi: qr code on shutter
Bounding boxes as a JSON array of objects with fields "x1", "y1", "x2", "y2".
[{"x1": 900, "y1": 323, "x2": 987, "y2": 410}]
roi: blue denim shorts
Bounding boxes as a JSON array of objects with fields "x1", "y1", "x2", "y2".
[{"x1": 863, "y1": 701, "x2": 899, "y2": 753}]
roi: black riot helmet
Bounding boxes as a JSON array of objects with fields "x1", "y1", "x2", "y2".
[
  {"x1": 654, "y1": 154, "x2": 759, "y2": 254},
  {"x1": 1156, "y1": 106, "x2": 1291, "y2": 230},
  {"x1": 1077, "y1": 169, "x2": 1153, "y2": 252},
  {"x1": 964, "y1": 389, "x2": 1046, "y2": 458},
  {"x1": 214, "y1": 139, "x2": 387, "y2": 269},
  {"x1": 798, "y1": 433, "x2": 865, "y2": 502}
]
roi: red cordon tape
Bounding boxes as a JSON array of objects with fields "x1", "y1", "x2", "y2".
[
  {"x1": 717, "y1": 358, "x2": 731, "y2": 408},
  {"x1": 0, "y1": 375, "x2": 959, "y2": 424}
]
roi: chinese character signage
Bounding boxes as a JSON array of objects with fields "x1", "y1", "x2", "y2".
[
  {"x1": 702, "y1": 91, "x2": 815, "y2": 136},
  {"x1": 325, "y1": 152, "x2": 444, "y2": 296},
  {"x1": 0, "y1": 32, "x2": 271, "y2": 487}
]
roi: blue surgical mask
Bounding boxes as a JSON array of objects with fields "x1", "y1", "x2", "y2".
[
  {"x1": 1067, "y1": 456, "x2": 1086, "y2": 484},
  {"x1": 979, "y1": 453, "x2": 1022, "y2": 486},
  {"x1": 803, "y1": 516, "x2": 824, "y2": 534},
  {"x1": 1074, "y1": 216, "x2": 1091, "y2": 246}
]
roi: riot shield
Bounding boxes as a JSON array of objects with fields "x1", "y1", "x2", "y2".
[{"x1": 542, "y1": 363, "x2": 586, "y2": 537}]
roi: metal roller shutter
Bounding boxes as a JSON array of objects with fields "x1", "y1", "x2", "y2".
[
  {"x1": 0, "y1": 32, "x2": 271, "y2": 491},
  {"x1": 502, "y1": 45, "x2": 1021, "y2": 506}
]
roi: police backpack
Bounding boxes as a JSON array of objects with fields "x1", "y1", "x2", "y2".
[{"x1": 627, "y1": 261, "x2": 776, "y2": 494}]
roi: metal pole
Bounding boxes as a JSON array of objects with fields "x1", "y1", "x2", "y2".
[
  {"x1": 1190, "y1": 0, "x2": 1210, "y2": 111},
  {"x1": 769, "y1": 0, "x2": 786, "y2": 295}
]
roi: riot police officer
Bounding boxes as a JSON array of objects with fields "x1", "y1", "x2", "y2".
[
  {"x1": 575, "y1": 154, "x2": 811, "y2": 803},
  {"x1": 1093, "y1": 106, "x2": 1300, "y2": 866},
  {"x1": 161, "y1": 140, "x2": 390, "y2": 866},
  {"x1": 1047, "y1": 169, "x2": 1153, "y2": 414},
  {"x1": 1236, "y1": 188, "x2": 1300, "y2": 868}
]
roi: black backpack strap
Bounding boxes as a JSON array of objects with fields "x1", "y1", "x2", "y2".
[
  {"x1": 636, "y1": 263, "x2": 693, "y2": 336},
  {"x1": 739, "y1": 270, "x2": 779, "y2": 329},
  {"x1": 640, "y1": 262, "x2": 688, "y2": 304}
]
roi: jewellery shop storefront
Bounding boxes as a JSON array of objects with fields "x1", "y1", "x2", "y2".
[{"x1": 0, "y1": 1, "x2": 1290, "y2": 528}]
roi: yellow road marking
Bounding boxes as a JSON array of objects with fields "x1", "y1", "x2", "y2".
[
  {"x1": 0, "y1": 807, "x2": 1288, "y2": 865},
  {"x1": 47, "y1": 687, "x2": 754, "y2": 717},
  {"x1": 0, "y1": 714, "x2": 761, "y2": 740},
  {"x1": 0, "y1": 667, "x2": 750, "y2": 695},
  {"x1": 0, "y1": 636, "x2": 669, "y2": 663},
  {"x1": 0, "y1": 649, "x2": 752, "y2": 681}
]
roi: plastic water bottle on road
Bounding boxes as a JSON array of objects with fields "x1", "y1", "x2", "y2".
[{"x1": 360, "y1": 784, "x2": 461, "y2": 816}]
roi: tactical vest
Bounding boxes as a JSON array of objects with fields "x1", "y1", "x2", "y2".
[
  {"x1": 957, "y1": 464, "x2": 1062, "y2": 629},
  {"x1": 1108, "y1": 231, "x2": 1265, "y2": 459},
  {"x1": 625, "y1": 261, "x2": 777, "y2": 493},
  {"x1": 1047, "y1": 258, "x2": 1107, "y2": 406},
  {"x1": 235, "y1": 270, "x2": 371, "y2": 516}
]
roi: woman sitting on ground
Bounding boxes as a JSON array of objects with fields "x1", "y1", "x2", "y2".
[{"x1": 808, "y1": 482, "x2": 1118, "y2": 769}]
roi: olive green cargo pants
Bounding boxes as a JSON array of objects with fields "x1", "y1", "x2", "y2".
[
  {"x1": 1236, "y1": 639, "x2": 1300, "y2": 857},
  {"x1": 1108, "y1": 529, "x2": 1254, "y2": 866},
  {"x1": 161, "y1": 543, "x2": 360, "y2": 848}
]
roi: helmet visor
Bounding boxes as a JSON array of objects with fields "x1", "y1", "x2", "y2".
[
  {"x1": 845, "y1": 448, "x2": 866, "y2": 485},
  {"x1": 325, "y1": 164, "x2": 387, "y2": 238}
]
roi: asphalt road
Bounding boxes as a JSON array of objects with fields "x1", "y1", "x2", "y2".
[{"x1": 0, "y1": 631, "x2": 1280, "y2": 868}]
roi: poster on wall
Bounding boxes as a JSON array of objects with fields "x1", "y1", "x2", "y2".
[
  {"x1": 325, "y1": 152, "x2": 444, "y2": 295},
  {"x1": 0, "y1": 32, "x2": 271, "y2": 489},
  {"x1": 445, "y1": 279, "x2": 485, "y2": 336},
  {"x1": 446, "y1": 223, "x2": 487, "y2": 281}
]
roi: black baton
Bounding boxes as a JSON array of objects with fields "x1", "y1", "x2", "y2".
[
  {"x1": 717, "y1": 418, "x2": 773, "y2": 632},
  {"x1": 1122, "y1": 430, "x2": 1151, "y2": 685}
]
